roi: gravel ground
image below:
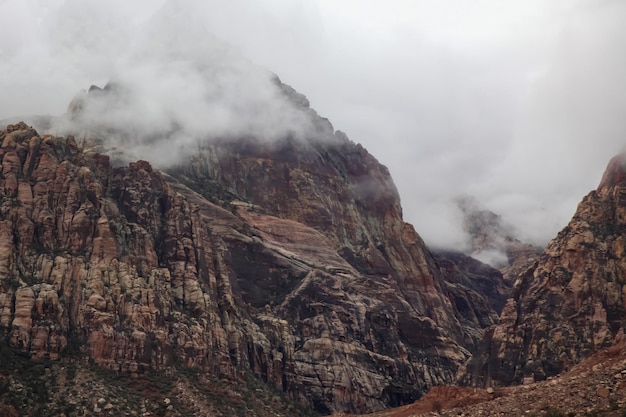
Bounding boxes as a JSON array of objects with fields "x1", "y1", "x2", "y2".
[{"x1": 334, "y1": 343, "x2": 626, "y2": 417}]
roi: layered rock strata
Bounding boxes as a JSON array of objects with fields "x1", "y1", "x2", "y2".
[{"x1": 0, "y1": 120, "x2": 495, "y2": 414}]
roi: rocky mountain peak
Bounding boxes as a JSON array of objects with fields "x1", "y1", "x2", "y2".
[
  {"x1": 463, "y1": 152, "x2": 626, "y2": 387},
  {"x1": 598, "y1": 152, "x2": 626, "y2": 190},
  {"x1": 0, "y1": 61, "x2": 569, "y2": 414}
]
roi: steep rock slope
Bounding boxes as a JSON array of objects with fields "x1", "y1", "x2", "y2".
[
  {"x1": 0, "y1": 120, "x2": 484, "y2": 414},
  {"x1": 172, "y1": 133, "x2": 472, "y2": 342},
  {"x1": 469, "y1": 153, "x2": 626, "y2": 386},
  {"x1": 434, "y1": 252, "x2": 510, "y2": 352},
  {"x1": 166, "y1": 81, "x2": 511, "y2": 351}
]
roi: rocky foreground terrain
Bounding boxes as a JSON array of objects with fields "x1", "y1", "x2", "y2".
[{"x1": 333, "y1": 343, "x2": 626, "y2": 417}]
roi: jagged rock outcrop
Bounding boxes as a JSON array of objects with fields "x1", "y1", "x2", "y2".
[
  {"x1": 467, "y1": 153, "x2": 626, "y2": 387},
  {"x1": 0, "y1": 120, "x2": 482, "y2": 414}
]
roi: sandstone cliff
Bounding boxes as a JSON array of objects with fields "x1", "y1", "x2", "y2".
[
  {"x1": 0, "y1": 115, "x2": 506, "y2": 415},
  {"x1": 466, "y1": 153, "x2": 626, "y2": 386},
  {"x1": 434, "y1": 252, "x2": 510, "y2": 351}
]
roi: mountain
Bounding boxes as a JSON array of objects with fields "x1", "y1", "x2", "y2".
[
  {"x1": 434, "y1": 251, "x2": 510, "y2": 351},
  {"x1": 465, "y1": 153, "x2": 626, "y2": 387},
  {"x1": 4, "y1": 78, "x2": 623, "y2": 415},
  {"x1": 328, "y1": 155, "x2": 626, "y2": 415},
  {"x1": 456, "y1": 196, "x2": 541, "y2": 281},
  {"x1": 0, "y1": 76, "x2": 508, "y2": 417}
]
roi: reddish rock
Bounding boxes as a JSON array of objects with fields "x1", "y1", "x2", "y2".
[
  {"x1": 0, "y1": 66, "x2": 532, "y2": 413},
  {"x1": 468, "y1": 152, "x2": 626, "y2": 386},
  {"x1": 0, "y1": 122, "x2": 481, "y2": 414}
]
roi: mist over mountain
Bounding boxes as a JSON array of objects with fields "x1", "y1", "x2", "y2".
[
  {"x1": 2, "y1": 1, "x2": 626, "y2": 416},
  {"x1": 2, "y1": 0, "x2": 626, "y2": 251},
  {"x1": 2, "y1": 1, "x2": 330, "y2": 170}
]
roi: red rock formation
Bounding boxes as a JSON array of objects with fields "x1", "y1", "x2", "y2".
[
  {"x1": 468, "y1": 152, "x2": 626, "y2": 386},
  {"x1": 165, "y1": 133, "x2": 475, "y2": 413},
  {"x1": 0, "y1": 121, "x2": 484, "y2": 414}
]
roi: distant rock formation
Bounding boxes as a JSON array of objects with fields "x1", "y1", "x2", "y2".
[
  {"x1": 456, "y1": 196, "x2": 541, "y2": 281},
  {"x1": 465, "y1": 153, "x2": 626, "y2": 387}
]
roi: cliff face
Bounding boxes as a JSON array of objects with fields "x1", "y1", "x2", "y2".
[
  {"x1": 469, "y1": 154, "x2": 626, "y2": 386},
  {"x1": 434, "y1": 251, "x2": 510, "y2": 351},
  {"x1": 173, "y1": 131, "x2": 471, "y2": 341},
  {"x1": 0, "y1": 119, "x2": 495, "y2": 414}
]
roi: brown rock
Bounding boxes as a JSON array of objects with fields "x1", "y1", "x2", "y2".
[
  {"x1": 0, "y1": 405, "x2": 19, "y2": 417},
  {"x1": 596, "y1": 386, "x2": 610, "y2": 398},
  {"x1": 469, "y1": 152, "x2": 626, "y2": 386},
  {"x1": 0, "y1": 121, "x2": 480, "y2": 414},
  {"x1": 10, "y1": 287, "x2": 35, "y2": 351}
]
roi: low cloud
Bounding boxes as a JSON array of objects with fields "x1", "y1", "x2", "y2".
[
  {"x1": 1, "y1": 0, "x2": 625, "y2": 254},
  {"x1": 1, "y1": 0, "x2": 322, "y2": 167}
]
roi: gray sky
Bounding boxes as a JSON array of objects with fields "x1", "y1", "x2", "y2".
[{"x1": 1, "y1": 0, "x2": 625, "y2": 251}]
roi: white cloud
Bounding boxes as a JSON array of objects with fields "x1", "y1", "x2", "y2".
[{"x1": 1, "y1": 0, "x2": 625, "y2": 251}]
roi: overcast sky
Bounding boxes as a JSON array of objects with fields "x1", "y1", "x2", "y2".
[{"x1": 1, "y1": 0, "x2": 625, "y2": 251}]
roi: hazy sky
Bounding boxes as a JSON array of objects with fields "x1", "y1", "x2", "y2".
[{"x1": 1, "y1": 0, "x2": 625, "y2": 250}]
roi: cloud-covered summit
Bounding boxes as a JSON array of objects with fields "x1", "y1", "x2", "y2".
[
  {"x1": 2, "y1": 0, "x2": 334, "y2": 167},
  {"x1": 1, "y1": 0, "x2": 625, "y2": 252}
]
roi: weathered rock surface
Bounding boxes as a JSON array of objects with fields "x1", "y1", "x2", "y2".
[
  {"x1": 467, "y1": 153, "x2": 626, "y2": 387},
  {"x1": 434, "y1": 252, "x2": 511, "y2": 352},
  {"x1": 0, "y1": 120, "x2": 487, "y2": 414},
  {"x1": 334, "y1": 342, "x2": 626, "y2": 417}
]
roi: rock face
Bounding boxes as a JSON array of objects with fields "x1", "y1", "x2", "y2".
[
  {"x1": 434, "y1": 252, "x2": 511, "y2": 352},
  {"x1": 0, "y1": 119, "x2": 493, "y2": 414},
  {"x1": 335, "y1": 342, "x2": 626, "y2": 417},
  {"x1": 468, "y1": 153, "x2": 626, "y2": 386}
]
